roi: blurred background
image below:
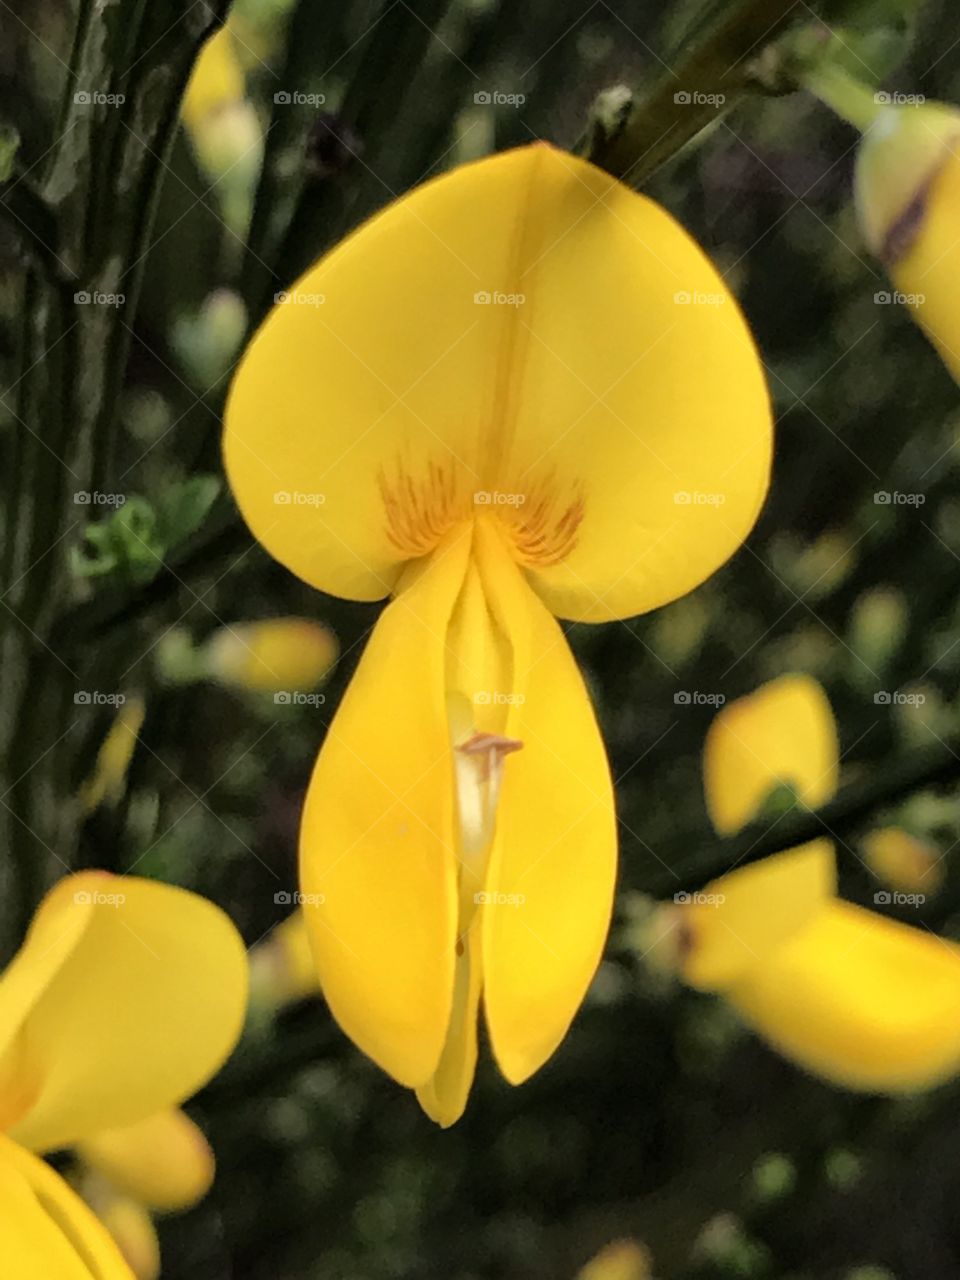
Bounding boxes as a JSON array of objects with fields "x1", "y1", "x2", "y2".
[{"x1": 3, "y1": 0, "x2": 960, "y2": 1276}]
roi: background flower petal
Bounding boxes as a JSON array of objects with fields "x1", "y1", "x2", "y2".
[
  {"x1": 0, "y1": 873, "x2": 248, "y2": 1152},
  {"x1": 76, "y1": 1108, "x2": 214, "y2": 1213},
  {"x1": 0, "y1": 1133, "x2": 133, "y2": 1278},
  {"x1": 703, "y1": 674, "x2": 839, "y2": 836},
  {"x1": 728, "y1": 901, "x2": 960, "y2": 1091},
  {"x1": 679, "y1": 841, "x2": 837, "y2": 991}
]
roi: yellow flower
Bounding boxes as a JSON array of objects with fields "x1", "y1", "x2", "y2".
[
  {"x1": 204, "y1": 617, "x2": 338, "y2": 694},
  {"x1": 671, "y1": 675, "x2": 960, "y2": 1091},
  {"x1": 225, "y1": 144, "x2": 772, "y2": 1123},
  {"x1": 855, "y1": 98, "x2": 960, "y2": 381},
  {"x1": 0, "y1": 871, "x2": 248, "y2": 1275}
]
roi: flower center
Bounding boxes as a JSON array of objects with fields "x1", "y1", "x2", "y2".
[
  {"x1": 496, "y1": 472, "x2": 584, "y2": 567},
  {"x1": 453, "y1": 730, "x2": 524, "y2": 861},
  {"x1": 380, "y1": 457, "x2": 584, "y2": 567},
  {"x1": 379, "y1": 458, "x2": 464, "y2": 558}
]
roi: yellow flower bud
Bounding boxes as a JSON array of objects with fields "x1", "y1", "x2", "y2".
[
  {"x1": 204, "y1": 618, "x2": 338, "y2": 694},
  {"x1": 855, "y1": 101, "x2": 960, "y2": 381}
]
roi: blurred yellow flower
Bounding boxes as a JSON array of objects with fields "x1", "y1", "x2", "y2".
[
  {"x1": 225, "y1": 143, "x2": 772, "y2": 1123},
  {"x1": 78, "y1": 1108, "x2": 215, "y2": 1213},
  {"x1": 181, "y1": 27, "x2": 245, "y2": 133},
  {"x1": 810, "y1": 65, "x2": 960, "y2": 383},
  {"x1": 76, "y1": 1108, "x2": 215, "y2": 1279},
  {"x1": 181, "y1": 24, "x2": 262, "y2": 197},
  {"x1": 861, "y1": 826, "x2": 944, "y2": 897},
  {"x1": 0, "y1": 872, "x2": 247, "y2": 1275},
  {"x1": 858, "y1": 100, "x2": 960, "y2": 382},
  {"x1": 77, "y1": 694, "x2": 146, "y2": 816},
  {"x1": 577, "y1": 1239, "x2": 652, "y2": 1280},
  {"x1": 703, "y1": 674, "x2": 838, "y2": 835},
  {"x1": 669, "y1": 675, "x2": 960, "y2": 1091},
  {"x1": 249, "y1": 910, "x2": 320, "y2": 1010},
  {"x1": 204, "y1": 617, "x2": 338, "y2": 694}
]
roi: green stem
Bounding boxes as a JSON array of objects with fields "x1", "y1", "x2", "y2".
[
  {"x1": 642, "y1": 734, "x2": 960, "y2": 896},
  {"x1": 583, "y1": 0, "x2": 806, "y2": 184},
  {"x1": 803, "y1": 61, "x2": 883, "y2": 131}
]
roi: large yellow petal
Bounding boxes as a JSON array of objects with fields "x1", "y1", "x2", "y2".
[
  {"x1": 76, "y1": 1109, "x2": 214, "y2": 1213},
  {"x1": 728, "y1": 901, "x2": 960, "y2": 1091},
  {"x1": 0, "y1": 1133, "x2": 133, "y2": 1279},
  {"x1": 474, "y1": 520, "x2": 617, "y2": 1083},
  {"x1": 678, "y1": 841, "x2": 836, "y2": 992},
  {"x1": 224, "y1": 144, "x2": 770, "y2": 614},
  {"x1": 298, "y1": 526, "x2": 471, "y2": 1087},
  {"x1": 0, "y1": 872, "x2": 248, "y2": 1152},
  {"x1": 703, "y1": 674, "x2": 839, "y2": 836}
]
